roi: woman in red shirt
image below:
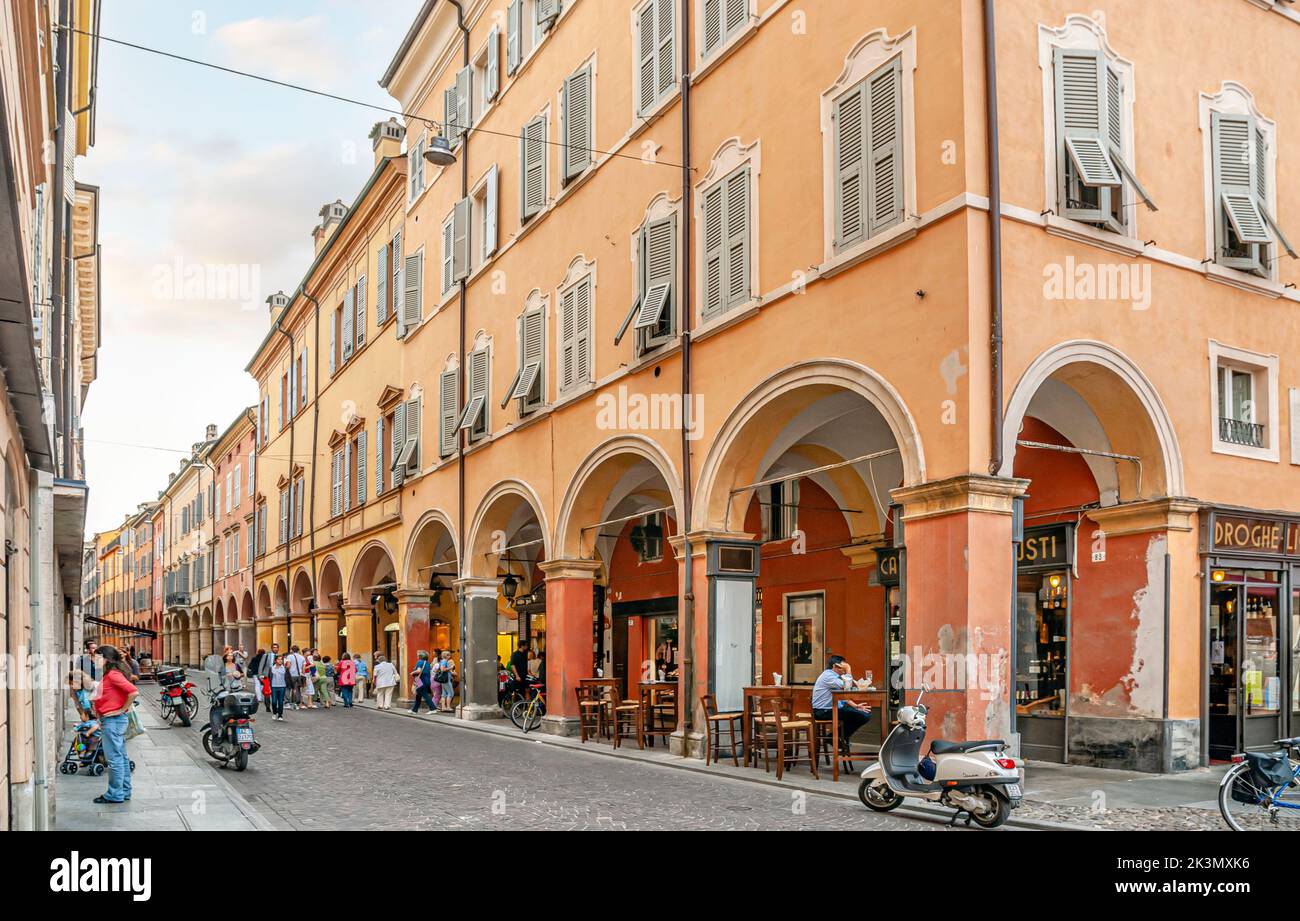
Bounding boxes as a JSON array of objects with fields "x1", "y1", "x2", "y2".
[
  {"x1": 336, "y1": 653, "x2": 357, "y2": 708},
  {"x1": 91, "y1": 645, "x2": 138, "y2": 804}
]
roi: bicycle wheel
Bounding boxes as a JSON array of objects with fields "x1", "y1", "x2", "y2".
[
  {"x1": 1218, "y1": 760, "x2": 1300, "y2": 830},
  {"x1": 510, "y1": 699, "x2": 543, "y2": 732}
]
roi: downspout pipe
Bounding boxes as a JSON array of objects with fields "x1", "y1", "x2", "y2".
[
  {"x1": 301, "y1": 291, "x2": 323, "y2": 625},
  {"x1": 676, "y1": 0, "x2": 695, "y2": 747},
  {"x1": 272, "y1": 314, "x2": 295, "y2": 644},
  {"x1": 51, "y1": 1, "x2": 71, "y2": 476},
  {"x1": 984, "y1": 0, "x2": 1004, "y2": 478}
]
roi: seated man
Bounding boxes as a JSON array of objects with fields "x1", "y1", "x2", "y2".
[{"x1": 811, "y1": 655, "x2": 872, "y2": 753}]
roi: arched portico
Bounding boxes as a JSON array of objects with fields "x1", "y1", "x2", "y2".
[{"x1": 403, "y1": 511, "x2": 459, "y2": 676}]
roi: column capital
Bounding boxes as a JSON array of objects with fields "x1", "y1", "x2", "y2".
[
  {"x1": 891, "y1": 474, "x2": 1030, "y2": 521},
  {"x1": 1085, "y1": 497, "x2": 1199, "y2": 536},
  {"x1": 453, "y1": 577, "x2": 500, "y2": 599},
  {"x1": 667, "y1": 530, "x2": 753, "y2": 559},
  {"x1": 538, "y1": 559, "x2": 602, "y2": 581},
  {"x1": 342, "y1": 602, "x2": 373, "y2": 615},
  {"x1": 394, "y1": 589, "x2": 432, "y2": 605},
  {"x1": 839, "y1": 535, "x2": 889, "y2": 569},
  {"x1": 313, "y1": 606, "x2": 343, "y2": 617}
]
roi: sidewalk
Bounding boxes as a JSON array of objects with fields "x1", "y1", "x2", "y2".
[
  {"x1": 351, "y1": 693, "x2": 1230, "y2": 830},
  {"x1": 54, "y1": 699, "x2": 273, "y2": 831}
]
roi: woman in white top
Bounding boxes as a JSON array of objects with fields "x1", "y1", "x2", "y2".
[{"x1": 372, "y1": 654, "x2": 400, "y2": 710}]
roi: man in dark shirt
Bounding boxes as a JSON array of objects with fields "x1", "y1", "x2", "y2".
[{"x1": 509, "y1": 643, "x2": 531, "y2": 701}]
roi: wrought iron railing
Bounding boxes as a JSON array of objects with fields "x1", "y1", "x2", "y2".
[{"x1": 1219, "y1": 417, "x2": 1265, "y2": 448}]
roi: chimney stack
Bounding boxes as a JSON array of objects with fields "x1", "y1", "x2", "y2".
[
  {"x1": 205, "y1": 423, "x2": 218, "y2": 441},
  {"x1": 313, "y1": 200, "x2": 348, "y2": 255},
  {"x1": 369, "y1": 118, "x2": 406, "y2": 167},
  {"x1": 267, "y1": 290, "x2": 289, "y2": 327}
]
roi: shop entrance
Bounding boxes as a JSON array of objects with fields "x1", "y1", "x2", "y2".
[
  {"x1": 1014, "y1": 523, "x2": 1073, "y2": 763},
  {"x1": 1208, "y1": 569, "x2": 1284, "y2": 759},
  {"x1": 611, "y1": 596, "x2": 678, "y2": 698}
]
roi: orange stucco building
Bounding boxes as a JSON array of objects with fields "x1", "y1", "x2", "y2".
[{"x1": 222, "y1": 0, "x2": 1300, "y2": 772}]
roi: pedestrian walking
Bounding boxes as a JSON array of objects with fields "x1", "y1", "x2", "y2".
[
  {"x1": 90, "y1": 645, "x2": 137, "y2": 805},
  {"x1": 410, "y1": 650, "x2": 436, "y2": 713},
  {"x1": 337, "y1": 653, "x2": 356, "y2": 707},
  {"x1": 434, "y1": 650, "x2": 456, "y2": 712},
  {"x1": 257, "y1": 643, "x2": 278, "y2": 712},
  {"x1": 373, "y1": 655, "x2": 398, "y2": 710},
  {"x1": 353, "y1": 653, "x2": 369, "y2": 702},
  {"x1": 269, "y1": 655, "x2": 288, "y2": 720},
  {"x1": 285, "y1": 646, "x2": 306, "y2": 709},
  {"x1": 303, "y1": 652, "x2": 317, "y2": 708},
  {"x1": 428, "y1": 647, "x2": 444, "y2": 710},
  {"x1": 76, "y1": 640, "x2": 98, "y2": 680},
  {"x1": 222, "y1": 651, "x2": 244, "y2": 689},
  {"x1": 314, "y1": 655, "x2": 333, "y2": 708}
]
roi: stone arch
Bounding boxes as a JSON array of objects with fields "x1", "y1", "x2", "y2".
[
  {"x1": 291, "y1": 566, "x2": 314, "y2": 616},
  {"x1": 256, "y1": 582, "x2": 273, "y2": 622},
  {"x1": 999, "y1": 339, "x2": 1185, "y2": 501},
  {"x1": 403, "y1": 509, "x2": 459, "y2": 588},
  {"x1": 694, "y1": 359, "x2": 925, "y2": 534},
  {"x1": 347, "y1": 540, "x2": 398, "y2": 607},
  {"x1": 317, "y1": 555, "x2": 344, "y2": 610},
  {"x1": 554, "y1": 435, "x2": 685, "y2": 566},
  {"x1": 464, "y1": 479, "x2": 551, "y2": 579},
  {"x1": 272, "y1": 577, "x2": 289, "y2": 619}
]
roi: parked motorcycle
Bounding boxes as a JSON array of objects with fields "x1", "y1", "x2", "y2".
[
  {"x1": 200, "y1": 678, "x2": 260, "y2": 772},
  {"x1": 156, "y1": 667, "x2": 199, "y2": 727},
  {"x1": 858, "y1": 688, "x2": 1023, "y2": 828}
]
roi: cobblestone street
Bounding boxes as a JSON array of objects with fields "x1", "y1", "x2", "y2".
[{"x1": 142, "y1": 694, "x2": 983, "y2": 831}]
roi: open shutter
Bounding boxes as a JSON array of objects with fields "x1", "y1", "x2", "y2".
[
  {"x1": 406, "y1": 398, "x2": 422, "y2": 472},
  {"x1": 484, "y1": 165, "x2": 499, "y2": 257},
  {"x1": 443, "y1": 85, "x2": 457, "y2": 143},
  {"x1": 1055, "y1": 49, "x2": 1120, "y2": 191},
  {"x1": 560, "y1": 286, "x2": 575, "y2": 390},
  {"x1": 345, "y1": 439, "x2": 354, "y2": 512},
  {"x1": 456, "y1": 66, "x2": 472, "y2": 142},
  {"x1": 440, "y1": 370, "x2": 459, "y2": 456},
  {"x1": 1214, "y1": 113, "x2": 1271, "y2": 253},
  {"x1": 404, "y1": 251, "x2": 423, "y2": 331},
  {"x1": 702, "y1": 183, "x2": 724, "y2": 316},
  {"x1": 510, "y1": 309, "x2": 545, "y2": 406},
  {"x1": 342, "y1": 287, "x2": 355, "y2": 360},
  {"x1": 328, "y1": 312, "x2": 337, "y2": 374},
  {"x1": 703, "y1": 0, "x2": 722, "y2": 54},
  {"x1": 833, "y1": 81, "x2": 866, "y2": 248},
  {"x1": 355, "y1": 277, "x2": 367, "y2": 347},
  {"x1": 391, "y1": 402, "x2": 407, "y2": 487},
  {"x1": 331, "y1": 452, "x2": 342, "y2": 518},
  {"x1": 522, "y1": 115, "x2": 547, "y2": 219},
  {"x1": 486, "y1": 27, "x2": 501, "y2": 101},
  {"x1": 442, "y1": 219, "x2": 454, "y2": 293},
  {"x1": 376, "y1": 244, "x2": 388, "y2": 324},
  {"x1": 460, "y1": 349, "x2": 489, "y2": 436},
  {"x1": 357, "y1": 430, "x2": 367, "y2": 505},
  {"x1": 393, "y1": 231, "x2": 405, "y2": 334},
  {"x1": 616, "y1": 227, "x2": 647, "y2": 346},
  {"x1": 656, "y1": 0, "x2": 674, "y2": 99},
  {"x1": 538, "y1": 0, "x2": 559, "y2": 27},
  {"x1": 562, "y1": 66, "x2": 592, "y2": 181},
  {"x1": 724, "y1": 168, "x2": 750, "y2": 308},
  {"x1": 867, "y1": 59, "x2": 904, "y2": 238},
  {"x1": 637, "y1": 2, "x2": 657, "y2": 114},
  {"x1": 294, "y1": 479, "x2": 304, "y2": 536},
  {"x1": 453, "y1": 197, "x2": 472, "y2": 282},
  {"x1": 635, "y1": 217, "x2": 674, "y2": 333},
  {"x1": 299, "y1": 348, "x2": 309, "y2": 407},
  {"x1": 507, "y1": 0, "x2": 522, "y2": 75},
  {"x1": 376, "y1": 416, "x2": 385, "y2": 494},
  {"x1": 574, "y1": 278, "x2": 591, "y2": 385}
]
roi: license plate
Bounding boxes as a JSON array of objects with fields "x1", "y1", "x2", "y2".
[
  {"x1": 235, "y1": 727, "x2": 254, "y2": 743},
  {"x1": 1006, "y1": 783, "x2": 1022, "y2": 798}
]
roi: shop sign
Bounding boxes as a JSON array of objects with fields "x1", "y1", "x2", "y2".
[
  {"x1": 1211, "y1": 515, "x2": 1298, "y2": 556},
  {"x1": 1016, "y1": 524, "x2": 1071, "y2": 570},
  {"x1": 875, "y1": 548, "x2": 901, "y2": 586}
]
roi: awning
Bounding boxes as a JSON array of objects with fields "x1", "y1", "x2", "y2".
[
  {"x1": 53, "y1": 479, "x2": 88, "y2": 599},
  {"x1": 84, "y1": 614, "x2": 157, "y2": 639}
]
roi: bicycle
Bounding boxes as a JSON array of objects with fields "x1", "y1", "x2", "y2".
[
  {"x1": 509, "y1": 682, "x2": 546, "y2": 732},
  {"x1": 1218, "y1": 737, "x2": 1300, "y2": 830}
]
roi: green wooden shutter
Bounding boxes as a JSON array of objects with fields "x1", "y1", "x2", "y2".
[
  {"x1": 486, "y1": 27, "x2": 501, "y2": 101},
  {"x1": 702, "y1": 183, "x2": 724, "y2": 316},
  {"x1": 355, "y1": 276, "x2": 367, "y2": 347},
  {"x1": 343, "y1": 440, "x2": 352, "y2": 512},
  {"x1": 635, "y1": 217, "x2": 674, "y2": 341},
  {"x1": 453, "y1": 196, "x2": 472, "y2": 281},
  {"x1": 392, "y1": 401, "x2": 407, "y2": 487},
  {"x1": 656, "y1": 0, "x2": 674, "y2": 99},
  {"x1": 867, "y1": 58, "x2": 904, "y2": 238},
  {"x1": 1055, "y1": 47, "x2": 1120, "y2": 224},
  {"x1": 376, "y1": 415, "x2": 385, "y2": 494},
  {"x1": 724, "y1": 0, "x2": 746, "y2": 35},
  {"x1": 703, "y1": 0, "x2": 722, "y2": 54},
  {"x1": 439, "y1": 370, "x2": 459, "y2": 457},
  {"x1": 574, "y1": 277, "x2": 592, "y2": 384},
  {"x1": 442, "y1": 218, "x2": 454, "y2": 293},
  {"x1": 1213, "y1": 112, "x2": 1270, "y2": 267},
  {"x1": 521, "y1": 115, "x2": 547, "y2": 218},
  {"x1": 376, "y1": 244, "x2": 388, "y2": 324},
  {"x1": 443, "y1": 85, "x2": 457, "y2": 143},
  {"x1": 330, "y1": 452, "x2": 342, "y2": 518},
  {"x1": 404, "y1": 251, "x2": 423, "y2": 330},
  {"x1": 484, "y1": 165, "x2": 499, "y2": 257},
  {"x1": 392, "y1": 231, "x2": 405, "y2": 334},
  {"x1": 342, "y1": 287, "x2": 355, "y2": 359},
  {"x1": 832, "y1": 81, "x2": 866, "y2": 248},
  {"x1": 560, "y1": 286, "x2": 576, "y2": 389},
  {"x1": 507, "y1": 0, "x2": 522, "y2": 75},
  {"x1": 724, "y1": 168, "x2": 750, "y2": 309},
  {"x1": 356, "y1": 430, "x2": 367, "y2": 506},
  {"x1": 406, "y1": 398, "x2": 422, "y2": 472},
  {"x1": 637, "y1": 2, "x2": 657, "y2": 114},
  {"x1": 562, "y1": 66, "x2": 592, "y2": 181}
]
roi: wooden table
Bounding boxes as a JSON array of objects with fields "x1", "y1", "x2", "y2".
[
  {"x1": 639, "y1": 681, "x2": 677, "y2": 746},
  {"x1": 741, "y1": 686, "x2": 813, "y2": 769},
  {"x1": 828, "y1": 688, "x2": 888, "y2": 781}
]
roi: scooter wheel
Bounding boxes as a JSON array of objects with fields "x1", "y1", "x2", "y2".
[
  {"x1": 858, "y1": 777, "x2": 902, "y2": 812},
  {"x1": 233, "y1": 749, "x2": 248, "y2": 772},
  {"x1": 968, "y1": 791, "x2": 1011, "y2": 829}
]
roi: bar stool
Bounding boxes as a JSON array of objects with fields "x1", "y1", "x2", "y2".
[
  {"x1": 610, "y1": 684, "x2": 644, "y2": 750},
  {"x1": 576, "y1": 683, "x2": 609, "y2": 743},
  {"x1": 761, "y1": 696, "x2": 818, "y2": 780},
  {"x1": 798, "y1": 711, "x2": 854, "y2": 771},
  {"x1": 702, "y1": 694, "x2": 743, "y2": 767}
]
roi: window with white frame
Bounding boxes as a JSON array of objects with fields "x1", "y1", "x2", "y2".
[
  {"x1": 473, "y1": 165, "x2": 499, "y2": 264},
  {"x1": 617, "y1": 211, "x2": 676, "y2": 354},
  {"x1": 407, "y1": 132, "x2": 426, "y2": 202},
  {"x1": 474, "y1": 29, "x2": 501, "y2": 117},
  {"x1": 459, "y1": 346, "x2": 491, "y2": 443},
  {"x1": 505, "y1": 302, "x2": 546, "y2": 415},
  {"x1": 558, "y1": 267, "x2": 594, "y2": 393},
  {"x1": 635, "y1": 0, "x2": 675, "y2": 116},
  {"x1": 1210, "y1": 109, "x2": 1296, "y2": 276},
  {"x1": 701, "y1": 0, "x2": 749, "y2": 60},
  {"x1": 506, "y1": 0, "x2": 560, "y2": 77},
  {"x1": 700, "y1": 162, "x2": 752, "y2": 318},
  {"x1": 1209, "y1": 340, "x2": 1279, "y2": 461}
]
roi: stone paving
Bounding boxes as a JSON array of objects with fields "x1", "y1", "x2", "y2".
[{"x1": 141, "y1": 692, "x2": 982, "y2": 831}]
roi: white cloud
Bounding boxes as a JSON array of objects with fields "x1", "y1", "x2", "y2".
[{"x1": 214, "y1": 16, "x2": 343, "y2": 90}]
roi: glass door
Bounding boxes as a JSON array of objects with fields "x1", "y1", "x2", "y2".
[
  {"x1": 1242, "y1": 581, "x2": 1282, "y2": 751},
  {"x1": 783, "y1": 593, "x2": 824, "y2": 686},
  {"x1": 1208, "y1": 583, "x2": 1240, "y2": 760},
  {"x1": 1292, "y1": 582, "x2": 1300, "y2": 739},
  {"x1": 1015, "y1": 570, "x2": 1069, "y2": 762}
]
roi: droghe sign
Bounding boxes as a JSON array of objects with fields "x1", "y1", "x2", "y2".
[{"x1": 1212, "y1": 515, "x2": 1300, "y2": 557}]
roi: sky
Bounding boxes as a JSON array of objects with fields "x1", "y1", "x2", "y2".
[{"x1": 79, "y1": 0, "x2": 425, "y2": 536}]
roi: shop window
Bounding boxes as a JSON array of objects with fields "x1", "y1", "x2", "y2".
[
  {"x1": 1210, "y1": 341, "x2": 1278, "y2": 461},
  {"x1": 784, "y1": 593, "x2": 824, "y2": 686},
  {"x1": 1015, "y1": 572, "x2": 1069, "y2": 716}
]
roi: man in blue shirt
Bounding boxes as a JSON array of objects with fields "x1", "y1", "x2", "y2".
[{"x1": 812, "y1": 655, "x2": 872, "y2": 753}]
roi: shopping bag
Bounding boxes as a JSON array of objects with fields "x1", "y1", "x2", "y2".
[{"x1": 124, "y1": 703, "x2": 145, "y2": 741}]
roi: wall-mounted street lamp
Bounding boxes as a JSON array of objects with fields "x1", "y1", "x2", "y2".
[{"x1": 424, "y1": 135, "x2": 456, "y2": 167}]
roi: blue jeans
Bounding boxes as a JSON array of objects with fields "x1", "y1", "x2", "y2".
[
  {"x1": 271, "y1": 686, "x2": 285, "y2": 717},
  {"x1": 340, "y1": 686, "x2": 354, "y2": 707},
  {"x1": 100, "y1": 713, "x2": 131, "y2": 801},
  {"x1": 411, "y1": 684, "x2": 436, "y2": 712}
]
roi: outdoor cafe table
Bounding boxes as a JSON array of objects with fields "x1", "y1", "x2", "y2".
[
  {"x1": 741, "y1": 686, "x2": 812, "y2": 770},
  {"x1": 639, "y1": 681, "x2": 677, "y2": 746},
  {"x1": 828, "y1": 688, "x2": 889, "y2": 781}
]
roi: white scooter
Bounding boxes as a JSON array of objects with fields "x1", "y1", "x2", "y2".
[{"x1": 858, "y1": 688, "x2": 1024, "y2": 828}]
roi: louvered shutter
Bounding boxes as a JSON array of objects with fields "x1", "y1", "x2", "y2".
[
  {"x1": 833, "y1": 81, "x2": 866, "y2": 247},
  {"x1": 538, "y1": 0, "x2": 559, "y2": 26},
  {"x1": 406, "y1": 398, "x2": 422, "y2": 472},
  {"x1": 867, "y1": 58, "x2": 904, "y2": 238},
  {"x1": 725, "y1": 0, "x2": 746, "y2": 34},
  {"x1": 331, "y1": 451, "x2": 342, "y2": 517},
  {"x1": 443, "y1": 86, "x2": 456, "y2": 143},
  {"x1": 724, "y1": 169, "x2": 750, "y2": 308},
  {"x1": 62, "y1": 112, "x2": 76, "y2": 204},
  {"x1": 375, "y1": 416, "x2": 385, "y2": 494},
  {"x1": 657, "y1": 0, "x2": 674, "y2": 99},
  {"x1": 484, "y1": 165, "x2": 499, "y2": 257},
  {"x1": 294, "y1": 479, "x2": 304, "y2": 536},
  {"x1": 357, "y1": 430, "x2": 368, "y2": 505},
  {"x1": 507, "y1": 0, "x2": 522, "y2": 75},
  {"x1": 560, "y1": 286, "x2": 576, "y2": 390},
  {"x1": 342, "y1": 288, "x2": 355, "y2": 360},
  {"x1": 456, "y1": 66, "x2": 472, "y2": 142},
  {"x1": 635, "y1": 217, "x2": 674, "y2": 336},
  {"x1": 453, "y1": 197, "x2": 471, "y2": 281},
  {"x1": 702, "y1": 183, "x2": 724, "y2": 316},
  {"x1": 280, "y1": 489, "x2": 290, "y2": 543},
  {"x1": 562, "y1": 66, "x2": 592, "y2": 180},
  {"x1": 329, "y1": 310, "x2": 337, "y2": 374},
  {"x1": 440, "y1": 370, "x2": 459, "y2": 456},
  {"x1": 248, "y1": 452, "x2": 254, "y2": 497},
  {"x1": 486, "y1": 27, "x2": 501, "y2": 101},
  {"x1": 404, "y1": 252, "x2": 423, "y2": 330},
  {"x1": 299, "y1": 347, "x2": 309, "y2": 407},
  {"x1": 471, "y1": 349, "x2": 489, "y2": 436},
  {"x1": 512, "y1": 309, "x2": 545, "y2": 406},
  {"x1": 442, "y1": 219, "x2": 455, "y2": 293},
  {"x1": 575, "y1": 279, "x2": 591, "y2": 384},
  {"x1": 247, "y1": 525, "x2": 254, "y2": 566},
  {"x1": 344, "y1": 440, "x2": 353, "y2": 512},
  {"x1": 355, "y1": 277, "x2": 367, "y2": 347},
  {"x1": 376, "y1": 244, "x2": 388, "y2": 324},
  {"x1": 637, "y1": 2, "x2": 657, "y2": 114},
  {"x1": 393, "y1": 231, "x2": 405, "y2": 334},
  {"x1": 1055, "y1": 49, "x2": 1120, "y2": 193},
  {"x1": 1214, "y1": 113, "x2": 1270, "y2": 247},
  {"x1": 703, "y1": 0, "x2": 722, "y2": 53},
  {"x1": 392, "y1": 402, "x2": 407, "y2": 487},
  {"x1": 522, "y1": 116, "x2": 547, "y2": 219}
]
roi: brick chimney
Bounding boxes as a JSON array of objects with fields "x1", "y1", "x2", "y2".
[
  {"x1": 266, "y1": 290, "x2": 289, "y2": 327},
  {"x1": 313, "y1": 200, "x2": 348, "y2": 255},
  {"x1": 205, "y1": 423, "x2": 217, "y2": 441},
  {"x1": 369, "y1": 118, "x2": 406, "y2": 167}
]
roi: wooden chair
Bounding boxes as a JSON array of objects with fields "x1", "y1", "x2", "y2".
[
  {"x1": 576, "y1": 683, "x2": 610, "y2": 743},
  {"x1": 610, "y1": 683, "x2": 644, "y2": 750},
  {"x1": 747, "y1": 688, "x2": 793, "y2": 768},
  {"x1": 761, "y1": 696, "x2": 818, "y2": 780},
  {"x1": 702, "y1": 694, "x2": 743, "y2": 766},
  {"x1": 797, "y1": 711, "x2": 854, "y2": 772}
]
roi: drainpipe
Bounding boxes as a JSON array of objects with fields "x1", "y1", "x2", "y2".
[
  {"x1": 50, "y1": 0, "x2": 71, "y2": 475},
  {"x1": 302, "y1": 291, "x2": 322, "y2": 627},
  {"x1": 984, "y1": 0, "x2": 1005, "y2": 477},
  {"x1": 676, "y1": 0, "x2": 695, "y2": 746},
  {"x1": 272, "y1": 314, "x2": 295, "y2": 644}
]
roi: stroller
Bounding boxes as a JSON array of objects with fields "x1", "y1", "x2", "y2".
[{"x1": 58, "y1": 719, "x2": 136, "y2": 776}]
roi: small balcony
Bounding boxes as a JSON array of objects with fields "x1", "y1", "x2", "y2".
[
  {"x1": 165, "y1": 592, "x2": 191, "y2": 610},
  {"x1": 1219, "y1": 417, "x2": 1265, "y2": 448}
]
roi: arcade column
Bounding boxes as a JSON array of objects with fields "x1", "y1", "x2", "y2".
[
  {"x1": 452, "y1": 579, "x2": 501, "y2": 720},
  {"x1": 343, "y1": 602, "x2": 375, "y2": 665},
  {"x1": 395, "y1": 589, "x2": 432, "y2": 702},
  {"x1": 288, "y1": 612, "x2": 313, "y2": 650},
  {"x1": 891, "y1": 475, "x2": 1028, "y2": 745},
  {"x1": 314, "y1": 608, "x2": 341, "y2": 660},
  {"x1": 187, "y1": 620, "x2": 201, "y2": 666},
  {"x1": 537, "y1": 559, "x2": 602, "y2": 736},
  {"x1": 270, "y1": 615, "x2": 289, "y2": 651}
]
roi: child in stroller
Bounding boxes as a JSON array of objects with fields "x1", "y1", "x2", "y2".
[{"x1": 59, "y1": 719, "x2": 136, "y2": 776}]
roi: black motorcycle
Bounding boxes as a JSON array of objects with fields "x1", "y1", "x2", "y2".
[{"x1": 200, "y1": 678, "x2": 260, "y2": 771}]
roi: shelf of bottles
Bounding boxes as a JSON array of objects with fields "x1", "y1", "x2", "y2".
[
  {"x1": 886, "y1": 585, "x2": 903, "y2": 716},
  {"x1": 1243, "y1": 588, "x2": 1281, "y2": 716},
  {"x1": 1016, "y1": 573, "x2": 1068, "y2": 717}
]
